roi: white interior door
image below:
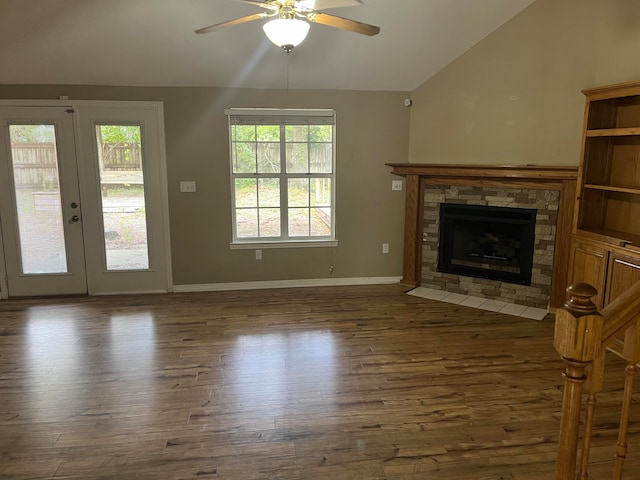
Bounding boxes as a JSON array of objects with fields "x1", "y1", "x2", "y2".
[
  {"x1": 0, "y1": 107, "x2": 87, "y2": 296},
  {"x1": 0, "y1": 102, "x2": 172, "y2": 298}
]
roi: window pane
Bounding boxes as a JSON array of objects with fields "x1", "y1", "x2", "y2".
[
  {"x1": 236, "y1": 209, "x2": 258, "y2": 238},
  {"x1": 288, "y1": 178, "x2": 309, "y2": 207},
  {"x1": 257, "y1": 143, "x2": 280, "y2": 173},
  {"x1": 309, "y1": 125, "x2": 332, "y2": 142},
  {"x1": 288, "y1": 207, "x2": 309, "y2": 237},
  {"x1": 258, "y1": 178, "x2": 280, "y2": 208},
  {"x1": 233, "y1": 125, "x2": 256, "y2": 142},
  {"x1": 232, "y1": 142, "x2": 256, "y2": 174},
  {"x1": 257, "y1": 125, "x2": 279, "y2": 141},
  {"x1": 235, "y1": 178, "x2": 257, "y2": 208},
  {"x1": 259, "y1": 208, "x2": 280, "y2": 237},
  {"x1": 311, "y1": 178, "x2": 331, "y2": 207},
  {"x1": 286, "y1": 143, "x2": 308, "y2": 173},
  {"x1": 310, "y1": 143, "x2": 332, "y2": 174},
  {"x1": 95, "y1": 125, "x2": 149, "y2": 271},
  {"x1": 311, "y1": 207, "x2": 331, "y2": 236},
  {"x1": 9, "y1": 124, "x2": 68, "y2": 274},
  {"x1": 286, "y1": 125, "x2": 307, "y2": 142}
]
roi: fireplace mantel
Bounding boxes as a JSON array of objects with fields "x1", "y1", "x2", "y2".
[{"x1": 387, "y1": 163, "x2": 579, "y2": 309}]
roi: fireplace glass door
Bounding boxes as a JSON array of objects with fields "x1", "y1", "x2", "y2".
[{"x1": 437, "y1": 204, "x2": 537, "y2": 285}]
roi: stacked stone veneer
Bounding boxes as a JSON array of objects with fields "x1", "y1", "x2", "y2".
[{"x1": 421, "y1": 185, "x2": 560, "y2": 309}]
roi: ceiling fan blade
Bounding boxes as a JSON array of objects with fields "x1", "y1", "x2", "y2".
[
  {"x1": 297, "y1": 0, "x2": 363, "y2": 10},
  {"x1": 307, "y1": 12, "x2": 380, "y2": 36},
  {"x1": 234, "y1": 0, "x2": 362, "y2": 10},
  {"x1": 235, "y1": 0, "x2": 280, "y2": 11},
  {"x1": 195, "y1": 13, "x2": 269, "y2": 34}
]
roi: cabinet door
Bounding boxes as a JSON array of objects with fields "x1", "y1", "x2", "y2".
[
  {"x1": 569, "y1": 241, "x2": 608, "y2": 309},
  {"x1": 605, "y1": 252, "x2": 640, "y2": 305}
]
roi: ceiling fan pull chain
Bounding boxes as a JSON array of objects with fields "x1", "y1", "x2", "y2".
[{"x1": 286, "y1": 49, "x2": 290, "y2": 92}]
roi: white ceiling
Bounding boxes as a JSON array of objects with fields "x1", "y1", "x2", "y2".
[{"x1": 0, "y1": 0, "x2": 536, "y2": 92}]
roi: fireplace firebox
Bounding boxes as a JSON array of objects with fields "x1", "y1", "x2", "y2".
[{"x1": 437, "y1": 203, "x2": 537, "y2": 285}]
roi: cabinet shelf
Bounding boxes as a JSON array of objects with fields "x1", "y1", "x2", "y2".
[
  {"x1": 576, "y1": 228, "x2": 640, "y2": 252},
  {"x1": 586, "y1": 127, "x2": 640, "y2": 137},
  {"x1": 584, "y1": 183, "x2": 640, "y2": 195}
]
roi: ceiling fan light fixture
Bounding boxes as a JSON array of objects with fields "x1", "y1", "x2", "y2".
[{"x1": 263, "y1": 18, "x2": 310, "y2": 51}]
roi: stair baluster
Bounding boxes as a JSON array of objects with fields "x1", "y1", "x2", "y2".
[
  {"x1": 554, "y1": 283, "x2": 603, "y2": 480},
  {"x1": 578, "y1": 351, "x2": 605, "y2": 480}
]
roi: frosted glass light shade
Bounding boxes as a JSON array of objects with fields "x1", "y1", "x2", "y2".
[{"x1": 263, "y1": 18, "x2": 310, "y2": 50}]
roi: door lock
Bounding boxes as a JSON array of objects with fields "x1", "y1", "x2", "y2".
[
  {"x1": 70, "y1": 215, "x2": 80, "y2": 223},
  {"x1": 70, "y1": 202, "x2": 78, "y2": 209}
]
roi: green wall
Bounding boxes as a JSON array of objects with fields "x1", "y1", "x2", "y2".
[
  {"x1": 408, "y1": 0, "x2": 640, "y2": 166},
  {"x1": 0, "y1": 85, "x2": 410, "y2": 286}
]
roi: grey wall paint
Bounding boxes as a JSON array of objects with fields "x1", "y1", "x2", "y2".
[
  {"x1": 408, "y1": 0, "x2": 640, "y2": 166},
  {"x1": 0, "y1": 85, "x2": 410, "y2": 286}
]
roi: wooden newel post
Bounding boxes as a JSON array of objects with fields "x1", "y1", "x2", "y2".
[{"x1": 554, "y1": 283, "x2": 603, "y2": 480}]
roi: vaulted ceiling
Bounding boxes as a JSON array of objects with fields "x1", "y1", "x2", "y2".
[{"x1": 0, "y1": 0, "x2": 536, "y2": 91}]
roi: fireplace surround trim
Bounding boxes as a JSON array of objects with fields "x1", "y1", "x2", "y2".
[{"x1": 386, "y1": 163, "x2": 579, "y2": 309}]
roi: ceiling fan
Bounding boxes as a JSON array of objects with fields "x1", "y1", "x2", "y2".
[{"x1": 195, "y1": 0, "x2": 380, "y2": 52}]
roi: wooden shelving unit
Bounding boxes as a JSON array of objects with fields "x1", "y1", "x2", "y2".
[{"x1": 570, "y1": 80, "x2": 640, "y2": 309}]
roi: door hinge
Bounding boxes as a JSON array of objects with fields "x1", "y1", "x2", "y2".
[{"x1": 66, "y1": 109, "x2": 75, "y2": 114}]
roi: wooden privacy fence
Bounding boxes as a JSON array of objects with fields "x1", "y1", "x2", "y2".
[
  {"x1": 11, "y1": 143, "x2": 58, "y2": 188},
  {"x1": 98, "y1": 143, "x2": 142, "y2": 171},
  {"x1": 554, "y1": 281, "x2": 640, "y2": 479},
  {"x1": 11, "y1": 142, "x2": 142, "y2": 188}
]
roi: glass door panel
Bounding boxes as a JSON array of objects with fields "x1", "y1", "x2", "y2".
[
  {"x1": 0, "y1": 106, "x2": 87, "y2": 297},
  {"x1": 75, "y1": 105, "x2": 171, "y2": 294},
  {"x1": 94, "y1": 125, "x2": 149, "y2": 271},
  {"x1": 8, "y1": 124, "x2": 68, "y2": 274}
]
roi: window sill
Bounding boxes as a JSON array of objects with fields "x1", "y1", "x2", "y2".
[{"x1": 230, "y1": 240, "x2": 338, "y2": 250}]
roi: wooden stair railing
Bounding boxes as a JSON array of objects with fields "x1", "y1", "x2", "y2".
[{"x1": 554, "y1": 281, "x2": 640, "y2": 479}]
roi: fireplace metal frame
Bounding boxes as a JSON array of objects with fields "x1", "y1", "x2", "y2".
[{"x1": 437, "y1": 203, "x2": 537, "y2": 286}]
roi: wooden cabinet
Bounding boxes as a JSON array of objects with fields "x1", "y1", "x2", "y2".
[
  {"x1": 569, "y1": 240, "x2": 608, "y2": 309},
  {"x1": 570, "y1": 81, "x2": 640, "y2": 306},
  {"x1": 605, "y1": 252, "x2": 640, "y2": 305}
]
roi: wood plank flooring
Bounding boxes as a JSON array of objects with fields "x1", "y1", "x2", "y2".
[{"x1": 0, "y1": 284, "x2": 638, "y2": 479}]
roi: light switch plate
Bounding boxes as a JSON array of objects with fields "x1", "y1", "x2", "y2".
[
  {"x1": 180, "y1": 181, "x2": 196, "y2": 193},
  {"x1": 392, "y1": 180, "x2": 403, "y2": 191}
]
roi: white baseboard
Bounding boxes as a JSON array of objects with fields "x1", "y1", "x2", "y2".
[
  {"x1": 91, "y1": 289, "x2": 171, "y2": 296},
  {"x1": 173, "y1": 276, "x2": 403, "y2": 293}
]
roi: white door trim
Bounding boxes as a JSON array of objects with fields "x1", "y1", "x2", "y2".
[
  {"x1": 0, "y1": 100, "x2": 173, "y2": 296},
  {"x1": 0, "y1": 216, "x2": 7, "y2": 300}
]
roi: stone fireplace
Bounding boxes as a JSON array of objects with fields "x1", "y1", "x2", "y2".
[
  {"x1": 422, "y1": 185, "x2": 559, "y2": 309},
  {"x1": 386, "y1": 164, "x2": 579, "y2": 310}
]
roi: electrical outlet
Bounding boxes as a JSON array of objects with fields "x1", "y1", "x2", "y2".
[
  {"x1": 392, "y1": 180, "x2": 403, "y2": 191},
  {"x1": 255, "y1": 249, "x2": 262, "y2": 260},
  {"x1": 180, "y1": 181, "x2": 196, "y2": 193},
  {"x1": 382, "y1": 243, "x2": 389, "y2": 254}
]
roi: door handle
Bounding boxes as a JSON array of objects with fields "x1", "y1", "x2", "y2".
[{"x1": 70, "y1": 215, "x2": 80, "y2": 223}]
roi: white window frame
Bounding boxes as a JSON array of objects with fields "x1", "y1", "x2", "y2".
[{"x1": 226, "y1": 108, "x2": 337, "y2": 249}]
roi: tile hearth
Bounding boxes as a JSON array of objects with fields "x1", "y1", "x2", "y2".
[{"x1": 406, "y1": 286, "x2": 550, "y2": 321}]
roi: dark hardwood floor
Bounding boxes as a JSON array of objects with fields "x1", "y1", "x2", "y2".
[{"x1": 0, "y1": 284, "x2": 637, "y2": 479}]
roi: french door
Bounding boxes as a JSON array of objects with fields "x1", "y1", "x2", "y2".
[
  {"x1": 0, "y1": 107, "x2": 86, "y2": 296},
  {"x1": 0, "y1": 103, "x2": 171, "y2": 297}
]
